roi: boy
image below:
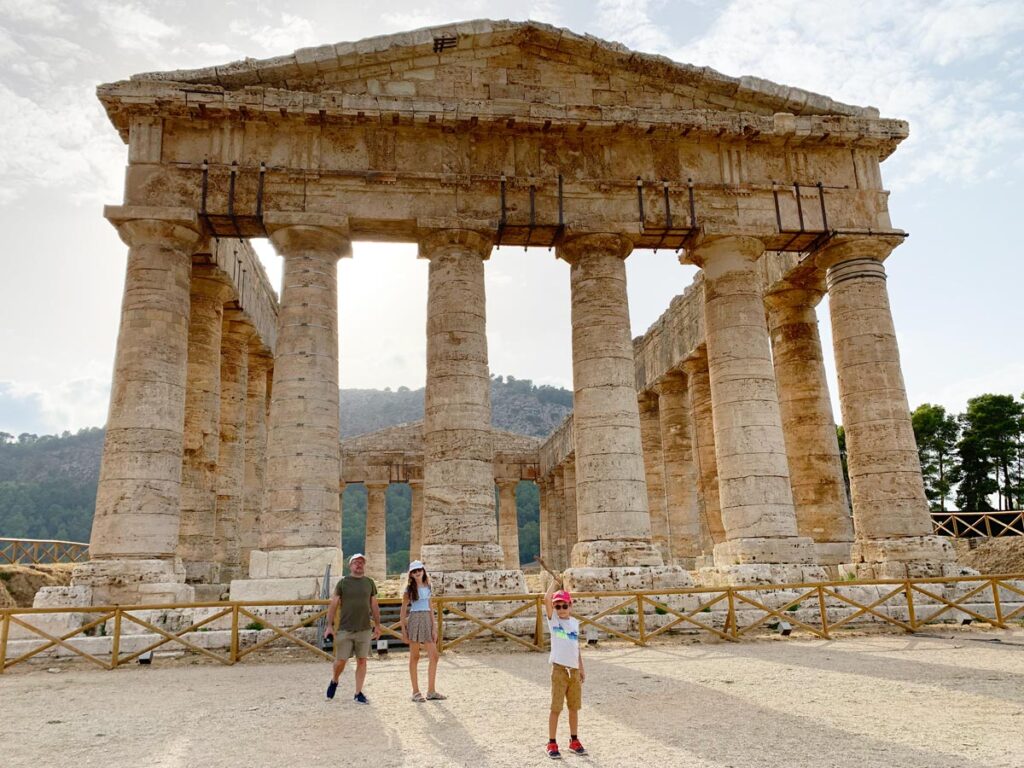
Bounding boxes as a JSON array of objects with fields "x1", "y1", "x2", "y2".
[{"x1": 544, "y1": 580, "x2": 586, "y2": 759}]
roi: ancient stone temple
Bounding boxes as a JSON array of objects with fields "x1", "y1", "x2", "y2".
[{"x1": 70, "y1": 19, "x2": 952, "y2": 605}]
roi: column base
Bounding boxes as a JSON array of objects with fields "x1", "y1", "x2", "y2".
[
  {"x1": 419, "y1": 543, "x2": 504, "y2": 573},
  {"x1": 431, "y1": 569, "x2": 526, "y2": 596},
  {"x1": 712, "y1": 536, "x2": 817, "y2": 566},
  {"x1": 229, "y1": 546, "x2": 344, "y2": 601},
  {"x1": 561, "y1": 565, "x2": 694, "y2": 593},
  {"x1": 697, "y1": 563, "x2": 830, "y2": 587},
  {"x1": 69, "y1": 558, "x2": 196, "y2": 605},
  {"x1": 569, "y1": 539, "x2": 664, "y2": 568},
  {"x1": 815, "y1": 541, "x2": 855, "y2": 566},
  {"x1": 843, "y1": 535, "x2": 955, "y2": 579}
]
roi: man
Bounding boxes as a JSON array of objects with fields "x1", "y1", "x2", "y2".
[{"x1": 325, "y1": 552, "x2": 382, "y2": 704}]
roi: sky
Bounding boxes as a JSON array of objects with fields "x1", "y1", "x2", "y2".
[{"x1": 0, "y1": 0, "x2": 1022, "y2": 436}]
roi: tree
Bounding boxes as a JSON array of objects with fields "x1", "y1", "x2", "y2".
[
  {"x1": 836, "y1": 426, "x2": 851, "y2": 503},
  {"x1": 957, "y1": 394, "x2": 1024, "y2": 510},
  {"x1": 911, "y1": 404, "x2": 959, "y2": 511}
]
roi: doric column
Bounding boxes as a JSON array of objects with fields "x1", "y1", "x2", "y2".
[
  {"x1": 690, "y1": 236, "x2": 815, "y2": 568},
  {"x1": 653, "y1": 373, "x2": 703, "y2": 568},
  {"x1": 765, "y1": 283, "x2": 854, "y2": 565},
  {"x1": 240, "y1": 348, "x2": 272, "y2": 573},
  {"x1": 178, "y1": 264, "x2": 234, "y2": 584},
  {"x1": 549, "y1": 466, "x2": 566, "y2": 571},
  {"x1": 409, "y1": 480, "x2": 424, "y2": 562},
  {"x1": 364, "y1": 483, "x2": 388, "y2": 582},
  {"x1": 820, "y1": 238, "x2": 952, "y2": 576},
  {"x1": 76, "y1": 211, "x2": 201, "y2": 604},
  {"x1": 557, "y1": 233, "x2": 661, "y2": 568},
  {"x1": 562, "y1": 460, "x2": 578, "y2": 565},
  {"x1": 237, "y1": 216, "x2": 349, "y2": 597},
  {"x1": 638, "y1": 393, "x2": 669, "y2": 561},
  {"x1": 538, "y1": 477, "x2": 552, "y2": 566},
  {"x1": 682, "y1": 349, "x2": 724, "y2": 547},
  {"x1": 213, "y1": 312, "x2": 253, "y2": 583},
  {"x1": 497, "y1": 480, "x2": 520, "y2": 569},
  {"x1": 418, "y1": 230, "x2": 504, "y2": 572}
]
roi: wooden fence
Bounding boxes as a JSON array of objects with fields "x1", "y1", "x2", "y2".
[
  {"x1": 3, "y1": 573, "x2": 1023, "y2": 673},
  {"x1": 931, "y1": 511, "x2": 1024, "y2": 538},
  {"x1": 0, "y1": 538, "x2": 89, "y2": 565}
]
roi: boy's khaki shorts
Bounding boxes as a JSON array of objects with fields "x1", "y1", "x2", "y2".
[
  {"x1": 550, "y1": 664, "x2": 582, "y2": 712},
  {"x1": 334, "y1": 629, "x2": 372, "y2": 659}
]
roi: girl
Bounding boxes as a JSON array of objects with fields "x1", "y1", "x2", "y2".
[{"x1": 400, "y1": 560, "x2": 446, "y2": 702}]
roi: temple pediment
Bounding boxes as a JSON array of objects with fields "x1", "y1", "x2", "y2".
[{"x1": 101, "y1": 19, "x2": 903, "y2": 149}]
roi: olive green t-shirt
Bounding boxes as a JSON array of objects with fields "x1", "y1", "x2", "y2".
[{"x1": 334, "y1": 575, "x2": 378, "y2": 632}]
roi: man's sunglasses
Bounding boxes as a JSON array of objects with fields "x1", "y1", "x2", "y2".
[{"x1": 553, "y1": 602, "x2": 570, "y2": 609}]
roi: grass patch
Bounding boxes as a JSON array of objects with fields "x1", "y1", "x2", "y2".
[{"x1": 244, "y1": 621, "x2": 264, "y2": 631}]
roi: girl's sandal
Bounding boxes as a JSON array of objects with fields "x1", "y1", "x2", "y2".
[
  {"x1": 426, "y1": 691, "x2": 447, "y2": 701},
  {"x1": 411, "y1": 692, "x2": 426, "y2": 703}
]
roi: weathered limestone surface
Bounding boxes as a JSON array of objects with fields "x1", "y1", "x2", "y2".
[
  {"x1": 654, "y1": 373, "x2": 703, "y2": 568},
  {"x1": 537, "y1": 477, "x2": 551, "y2": 566},
  {"x1": 240, "y1": 349, "x2": 271, "y2": 573},
  {"x1": 409, "y1": 480, "x2": 424, "y2": 562},
  {"x1": 820, "y1": 239, "x2": 953, "y2": 577},
  {"x1": 682, "y1": 349, "x2": 724, "y2": 547},
  {"x1": 364, "y1": 483, "x2": 388, "y2": 581},
  {"x1": 178, "y1": 264, "x2": 233, "y2": 584},
  {"x1": 766, "y1": 283, "x2": 854, "y2": 565},
  {"x1": 419, "y1": 230, "x2": 505, "y2": 573},
  {"x1": 549, "y1": 466, "x2": 567, "y2": 572},
  {"x1": 561, "y1": 461, "x2": 579, "y2": 566},
  {"x1": 560, "y1": 234, "x2": 661, "y2": 569},
  {"x1": 638, "y1": 393, "x2": 669, "y2": 561},
  {"x1": 692, "y1": 236, "x2": 816, "y2": 569},
  {"x1": 497, "y1": 480, "x2": 520, "y2": 570}
]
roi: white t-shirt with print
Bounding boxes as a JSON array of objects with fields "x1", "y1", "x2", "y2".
[{"x1": 547, "y1": 614, "x2": 581, "y2": 668}]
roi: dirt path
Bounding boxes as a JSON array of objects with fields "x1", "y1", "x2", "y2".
[{"x1": 4, "y1": 631, "x2": 1024, "y2": 768}]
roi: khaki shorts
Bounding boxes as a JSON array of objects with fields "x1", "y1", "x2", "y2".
[
  {"x1": 334, "y1": 629, "x2": 372, "y2": 660},
  {"x1": 550, "y1": 664, "x2": 582, "y2": 712}
]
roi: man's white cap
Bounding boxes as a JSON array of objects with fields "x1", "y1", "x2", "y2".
[
  {"x1": 348, "y1": 553, "x2": 366, "y2": 563},
  {"x1": 408, "y1": 560, "x2": 425, "y2": 572}
]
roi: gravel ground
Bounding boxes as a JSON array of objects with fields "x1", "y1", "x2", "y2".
[{"x1": 3, "y1": 629, "x2": 1024, "y2": 768}]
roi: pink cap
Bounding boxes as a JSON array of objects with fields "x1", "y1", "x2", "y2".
[{"x1": 552, "y1": 590, "x2": 573, "y2": 606}]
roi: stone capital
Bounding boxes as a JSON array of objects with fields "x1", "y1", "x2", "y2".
[
  {"x1": 763, "y1": 283, "x2": 825, "y2": 313},
  {"x1": 191, "y1": 263, "x2": 236, "y2": 304},
  {"x1": 652, "y1": 370, "x2": 687, "y2": 396},
  {"x1": 364, "y1": 481, "x2": 390, "y2": 491},
  {"x1": 813, "y1": 235, "x2": 898, "y2": 272},
  {"x1": 637, "y1": 391, "x2": 660, "y2": 413},
  {"x1": 556, "y1": 232, "x2": 633, "y2": 265},
  {"x1": 685, "y1": 235, "x2": 765, "y2": 276},
  {"x1": 417, "y1": 228, "x2": 493, "y2": 261},
  {"x1": 680, "y1": 347, "x2": 708, "y2": 376},
  {"x1": 105, "y1": 205, "x2": 202, "y2": 252},
  {"x1": 496, "y1": 479, "x2": 518, "y2": 492},
  {"x1": 268, "y1": 220, "x2": 352, "y2": 260}
]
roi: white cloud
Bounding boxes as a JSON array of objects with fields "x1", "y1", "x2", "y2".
[
  {"x1": 594, "y1": 0, "x2": 672, "y2": 52},
  {"x1": 0, "y1": 377, "x2": 110, "y2": 435},
  {"x1": 0, "y1": 0, "x2": 72, "y2": 28},
  {"x1": 229, "y1": 12, "x2": 317, "y2": 54},
  {"x1": 95, "y1": 1, "x2": 178, "y2": 53}
]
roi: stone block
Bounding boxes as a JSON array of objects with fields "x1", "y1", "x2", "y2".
[
  {"x1": 229, "y1": 577, "x2": 322, "y2": 602},
  {"x1": 247, "y1": 547, "x2": 344, "y2": 579}
]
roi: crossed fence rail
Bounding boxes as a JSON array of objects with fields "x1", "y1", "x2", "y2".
[
  {"x1": 931, "y1": 511, "x2": 1024, "y2": 538},
  {"x1": 0, "y1": 538, "x2": 90, "y2": 565},
  {"x1": 3, "y1": 573, "x2": 1023, "y2": 674}
]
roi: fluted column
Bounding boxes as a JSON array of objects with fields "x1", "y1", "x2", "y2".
[
  {"x1": 654, "y1": 373, "x2": 703, "y2": 567},
  {"x1": 765, "y1": 284, "x2": 854, "y2": 565},
  {"x1": 419, "y1": 230, "x2": 504, "y2": 572},
  {"x1": 562, "y1": 460, "x2": 578, "y2": 565},
  {"x1": 690, "y1": 236, "x2": 814, "y2": 567},
  {"x1": 497, "y1": 480, "x2": 520, "y2": 569},
  {"x1": 213, "y1": 312, "x2": 253, "y2": 583},
  {"x1": 820, "y1": 238, "x2": 952, "y2": 576},
  {"x1": 638, "y1": 393, "x2": 669, "y2": 561},
  {"x1": 76, "y1": 212, "x2": 201, "y2": 604},
  {"x1": 682, "y1": 349, "x2": 724, "y2": 548},
  {"x1": 178, "y1": 264, "x2": 234, "y2": 584},
  {"x1": 557, "y1": 233, "x2": 661, "y2": 568},
  {"x1": 538, "y1": 477, "x2": 552, "y2": 566},
  {"x1": 409, "y1": 480, "x2": 424, "y2": 562},
  {"x1": 550, "y1": 466, "x2": 566, "y2": 571},
  {"x1": 365, "y1": 483, "x2": 388, "y2": 582},
  {"x1": 240, "y1": 348, "x2": 271, "y2": 573}
]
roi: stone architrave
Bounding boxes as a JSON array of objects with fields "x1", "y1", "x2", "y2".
[
  {"x1": 419, "y1": 229, "x2": 511, "y2": 582},
  {"x1": 561, "y1": 461, "x2": 578, "y2": 566},
  {"x1": 232, "y1": 216, "x2": 350, "y2": 600},
  {"x1": 765, "y1": 283, "x2": 854, "y2": 566},
  {"x1": 819, "y1": 238, "x2": 953, "y2": 577},
  {"x1": 653, "y1": 373, "x2": 703, "y2": 568},
  {"x1": 74, "y1": 210, "x2": 201, "y2": 605},
  {"x1": 682, "y1": 350, "x2": 724, "y2": 549},
  {"x1": 638, "y1": 393, "x2": 670, "y2": 561},
  {"x1": 689, "y1": 236, "x2": 819, "y2": 581},
  {"x1": 365, "y1": 483, "x2": 388, "y2": 582},
  {"x1": 177, "y1": 264, "x2": 234, "y2": 585},
  {"x1": 409, "y1": 480, "x2": 424, "y2": 562},
  {"x1": 558, "y1": 234, "x2": 663, "y2": 571},
  {"x1": 497, "y1": 480, "x2": 520, "y2": 570},
  {"x1": 213, "y1": 312, "x2": 254, "y2": 585},
  {"x1": 240, "y1": 349, "x2": 272, "y2": 573}
]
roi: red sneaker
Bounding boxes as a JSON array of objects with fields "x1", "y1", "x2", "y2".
[
  {"x1": 546, "y1": 741, "x2": 562, "y2": 759},
  {"x1": 568, "y1": 738, "x2": 587, "y2": 755}
]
